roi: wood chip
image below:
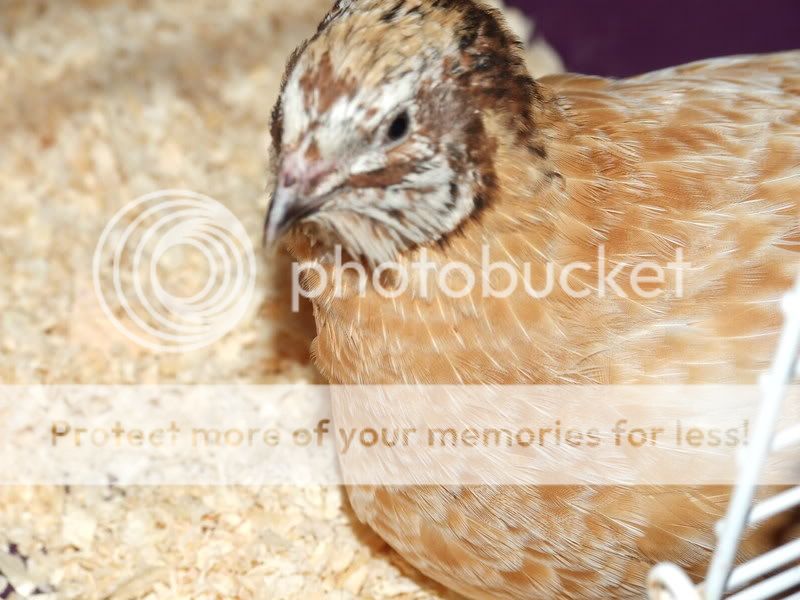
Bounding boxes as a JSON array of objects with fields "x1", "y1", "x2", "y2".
[
  {"x1": 0, "y1": 549, "x2": 37, "y2": 597},
  {"x1": 103, "y1": 568, "x2": 170, "y2": 600}
]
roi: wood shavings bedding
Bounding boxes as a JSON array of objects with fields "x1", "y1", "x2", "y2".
[{"x1": 0, "y1": 1, "x2": 561, "y2": 597}]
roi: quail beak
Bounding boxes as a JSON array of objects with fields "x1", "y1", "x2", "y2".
[
  {"x1": 263, "y1": 185, "x2": 308, "y2": 247},
  {"x1": 262, "y1": 154, "x2": 336, "y2": 247}
]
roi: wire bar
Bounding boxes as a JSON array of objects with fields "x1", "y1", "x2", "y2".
[
  {"x1": 725, "y1": 565, "x2": 800, "y2": 600},
  {"x1": 773, "y1": 423, "x2": 800, "y2": 452},
  {"x1": 715, "y1": 486, "x2": 800, "y2": 536},
  {"x1": 648, "y1": 274, "x2": 800, "y2": 600},
  {"x1": 748, "y1": 487, "x2": 800, "y2": 528},
  {"x1": 704, "y1": 279, "x2": 800, "y2": 600},
  {"x1": 726, "y1": 538, "x2": 800, "y2": 592}
]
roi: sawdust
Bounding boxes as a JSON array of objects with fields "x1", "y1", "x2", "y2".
[{"x1": 0, "y1": 1, "x2": 561, "y2": 597}]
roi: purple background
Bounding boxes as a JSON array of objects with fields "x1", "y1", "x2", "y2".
[{"x1": 509, "y1": 0, "x2": 800, "y2": 78}]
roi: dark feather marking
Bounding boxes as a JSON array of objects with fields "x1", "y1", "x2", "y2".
[
  {"x1": 450, "y1": 1, "x2": 541, "y2": 146},
  {"x1": 269, "y1": 100, "x2": 284, "y2": 155},
  {"x1": 347, "y1": 162, "x2": 417, "y2": 188},
  {"x1": 544, "y1": 170, "x2": 565, "y2": 184},
  {"x1": 529, "y1": 142, "x2": 548, "y2": 159},
  {"x1": 318, "y1": 0, "x2": 351, "y2": 32},
  {"x1": 381, "y1": 0, "x2": 405, "y2": 23},
  {"x1": 270, "y1": 42, "x2": 308, "y2": 154},
  {"x1": 447, "y1": 181, "x2": 458, "y2": 210},
  {"x1": 406, "y1": 4, "x2": 426, "y2": 17}
]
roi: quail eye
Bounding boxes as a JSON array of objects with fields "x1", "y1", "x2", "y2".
[{"x1": 386, "y1": 110, "x2": 410, "y2": 143}]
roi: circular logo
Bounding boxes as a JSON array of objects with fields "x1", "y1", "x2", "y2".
[{"x1": 93, "y1": 190, "x2": 257, "y2": 352}]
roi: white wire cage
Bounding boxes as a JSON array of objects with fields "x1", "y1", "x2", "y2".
[{"x1": 647, "y1": 276, "x2": 800, "y2": 600}]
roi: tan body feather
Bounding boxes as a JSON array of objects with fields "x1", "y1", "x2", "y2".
[{"x1": 286, "y1": 51, "x2": 800, "y2": 599}]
